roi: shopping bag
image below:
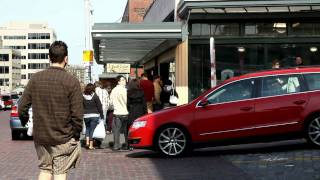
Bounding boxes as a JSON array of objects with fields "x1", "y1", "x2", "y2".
[
  {"x1": 92, "y1": 120, "x2": 106, "y2": 139},
  {"x1": 26, "y1": 108, "x2": 33, "y2": 136},
  {"x1": 169, "y1": 95, "x2": 179, "y2": 105},
  {"x1": 26, "y1": 119, "x2": 33, "y2": 136},
  {"x1": 82, "y1": 120, "x2": 86, "y2": 135}
]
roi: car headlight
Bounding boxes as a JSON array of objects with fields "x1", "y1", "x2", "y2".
[{"x1": 131, "y1": 120, "x2": 147, "y2": 129}]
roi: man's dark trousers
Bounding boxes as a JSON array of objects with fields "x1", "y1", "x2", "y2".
[{"x1": 112, "y1": 115, "x2": 128, "y2": 150}]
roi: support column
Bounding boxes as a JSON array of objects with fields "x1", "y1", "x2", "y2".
[{"x1": 175, "y1": 39, "x2": 188, "y2": 105}]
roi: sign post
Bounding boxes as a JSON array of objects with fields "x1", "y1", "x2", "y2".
[
  {"x1": 210, "y1": 37, "x2": 217, "y2": 87},
  {"x1": 83, "y1": 50, "x2": 93, "y2": 82}
]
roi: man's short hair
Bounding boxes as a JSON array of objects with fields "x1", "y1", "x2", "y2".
[{"x1": 49, "y1": 41, "x2": 68, "y2": 63}]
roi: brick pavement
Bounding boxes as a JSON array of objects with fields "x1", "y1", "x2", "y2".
[{"x1": 1, "y1": 111, "x2": 320, "y2": 180}]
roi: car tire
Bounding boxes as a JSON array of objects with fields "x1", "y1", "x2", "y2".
[
  {"x1": 155, "y1": 125, "x2": 191, "y2": 157},
  {"x1": 11, "y1": 130, "x2": 20, "y2": 140},
  {"x1": 306, "y1": 116, "x2": 320, "y2": 147}
]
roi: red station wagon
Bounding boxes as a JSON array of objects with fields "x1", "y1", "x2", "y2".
[{"x1": 128, "y1": 67, "x2": 320, "y2": 156}]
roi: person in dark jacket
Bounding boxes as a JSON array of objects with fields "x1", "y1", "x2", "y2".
[
  {"x1": 127, "y1": 79, "x2": 147, "y2": 131},
  {"x1": 160, "y1": 79, "x2": 179, "y2": 109},
  {"x1": 18, "y1": 41, "x2": 83, "y2": 179},
  {"x1": 83, "y1": 83, "x2": 104, "y2": 150}
]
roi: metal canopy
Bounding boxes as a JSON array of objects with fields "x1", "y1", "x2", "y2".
[
  {"x1": 92, "y1": 22, "x2": 183, "y2": 66},
  {"x1": 178, "y1": 0, "x2": 320, "y2": 17}
]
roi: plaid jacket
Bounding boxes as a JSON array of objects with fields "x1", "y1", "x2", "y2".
[{"x1": 18, "y1": 66, "x2": 83, "y2": 145}]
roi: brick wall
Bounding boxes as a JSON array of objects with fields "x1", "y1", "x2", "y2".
[{"x1": 128, "y1": 0, "x2": 154, "y2": 23}]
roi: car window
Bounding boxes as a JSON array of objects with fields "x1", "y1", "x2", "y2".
[
  {"x1": 261, "y1": 75, "x2": 301, "y2": 97},
  {"x1": 2, "y1": 96, "x2": 10, "y2": 101},
  {"x1": 207, "y1": 79, "x2": 255, "y2": 104},
  {"x1": 11, "y1": 94, "x2": 19, "y2": 99},
  {"x1": 304, "y1": 73, "x2": 320, "y2": 91}
]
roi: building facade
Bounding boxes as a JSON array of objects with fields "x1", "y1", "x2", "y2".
[
  {"x1": 0, "y1": 22, "x2": 56, "y2": 86},
  {"x1": 92, "y1": 0, "x2": 320, "y2": 105},
  {"x1": 66, "y1": 65, "x2": 86, "y2": 85},
  {"x1": 122, "y1": 0, "x2": 155, "y2": 23},
  {"x1": 0, "y1": 49, "x2": 21, "y2": 94}
]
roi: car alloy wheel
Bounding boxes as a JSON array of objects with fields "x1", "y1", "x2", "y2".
[
  {"x1": 307, "y1": 117, "x2": 320, "y2": 146},
  {"x1": 157, "y1": 127, "x2": 187, "y2": 156}
]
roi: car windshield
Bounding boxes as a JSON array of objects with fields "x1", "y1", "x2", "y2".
[
  {"x1": 2, "y1": 96, "x2": 10, "y2": 101},
  {"x1": 11, "y1": 94, "x2": 19, "y2": 99}
]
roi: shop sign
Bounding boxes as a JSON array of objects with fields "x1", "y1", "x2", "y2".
[
  {"x1": 106, "y1": 63, "x2": 131, "y2": 73},
  {"x1": 83, "y1": 50, "x2": 93, "y2": 65}
]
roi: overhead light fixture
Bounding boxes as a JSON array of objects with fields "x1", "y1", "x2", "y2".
[
  {"x1": 238, "y1": 47, "x2": 245, "y2": 52},
  {"x1": 310, "y1": 47, "x2": 318, "y2": 52},
  {"x1": 273, "y1": 23, "x2": 286, "y2": 34}
]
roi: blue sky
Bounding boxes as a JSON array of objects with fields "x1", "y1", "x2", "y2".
[{"x1": 0, "y1": 0, "x2": 127, "y2": 80}]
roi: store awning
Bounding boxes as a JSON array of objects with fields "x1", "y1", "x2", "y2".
[
  {"x1": 92, "y1": 22, "x2": 183, "y2": 66},
  {"x1": 178, "y1": 0, "x2": 320, "y2": 17}
]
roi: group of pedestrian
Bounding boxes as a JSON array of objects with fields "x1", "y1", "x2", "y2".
[
  {"x1": 272, "y1": 56, "x2": 304, "y2": 69},
  {"x1": 17, "y1": 40, "x2": 179, "y2": 179},
  {"x1": 139, "y1": 73, "x2": 179, "y2": 113}
]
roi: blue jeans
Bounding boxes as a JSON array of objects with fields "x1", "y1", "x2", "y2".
[{"x1": 84, "y1": 117, "x2": 99, "y2": 140}]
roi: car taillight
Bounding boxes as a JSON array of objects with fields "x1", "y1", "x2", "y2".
[{"x1": 10, "y1": 106, "x2": 18, "y2": 117}]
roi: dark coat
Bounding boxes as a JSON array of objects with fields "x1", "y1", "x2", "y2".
[
  {"x1": 18, "y1": 67, "x2": 83, "y2": 145},
  {"x1": 127, "y1": 89, "x2": 147, "y2": 124}
]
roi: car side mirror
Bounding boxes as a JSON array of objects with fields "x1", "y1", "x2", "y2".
[{"x1": 199, "y1": 99, "x2": 209, "y2": 107}]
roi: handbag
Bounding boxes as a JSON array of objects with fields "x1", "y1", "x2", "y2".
[
  {"x1": 169, "y1": 95, "x2": 179, "y2": 105},
  {"x1": 26, "y1": 119, "x2": 33, "y2": 136},
  {"x1": 169, "y1": 77, "x2": 179, "y2": 105},
  {"x1": 26, "y1": 108, "x2": 33, "y2": 136},
  {"x1": 92, "y1": 119, "x2": 106, "y2": 139}
]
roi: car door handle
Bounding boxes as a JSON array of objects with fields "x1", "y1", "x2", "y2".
[
  {"x1": 240, "y1": 107, "x2": 253, "y2": 111},
  {"x1": 293, "y1": 100, "x2": 306, "y2": 105}
]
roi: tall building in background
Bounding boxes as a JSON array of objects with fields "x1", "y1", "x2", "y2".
[
  {"x1": 0, "y1": 22, "x2": 56, "y2": 86},
  {"x1": 0, "y1": 49, "x2": 21, "y2": 94},
  {"x1": 66, "y1": 65, "x2": 86, "y2": 85}
]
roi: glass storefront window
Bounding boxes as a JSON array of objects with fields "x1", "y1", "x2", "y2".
[
  {"x1": 191, "y1": 23, "x2": 239, "y2": 36},
  {"x1": 290, "y1": 22, "x2": 320, "y2": 36},
  {"x1": 189, "y1": 42, "x2": 320, "y2": 101},
  {"x1": 245, "y1": 23, "x2": 287, "y2": 36}
]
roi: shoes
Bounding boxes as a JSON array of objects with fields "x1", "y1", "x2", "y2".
[
  {"x1": 106, "y1": 130, "x2": 111, "y2": 134},
  {"x1": 121, "y1": 146, "x2": 133, "y2": 151},
  {"x1": 88, "y1": 147, "x2": 95, "y2": 150},
  {"x1": 112, "y1": 148, "x2": 120, "y2": 151}
]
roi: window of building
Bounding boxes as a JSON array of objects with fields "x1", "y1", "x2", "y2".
[
  {"x1": 3, "y1": 35, "x2": 26, "y2": 40},
  {"x1": 0, "y1": 66, "x2": 9, "y2": 74},
  {"x1": 28, "y1": 43, "x2": 50, "y2": 49},
  {"x1": 3, "y1": 46, "x2": 26, "y2": 49},
  {"x1": 0, "y1": 79, "x2": 9, "y2": 86},
  {"x1": 12, "y1": 54, "x2": 22, "y2": 59},
  {"x1": 21, "y1": 65, "x2": 26, "y2": 69},
  {"x1": 28, "y1": 33, "x2": 50, "y2": 39},
  {"x1": 28, "y1": 53, "x2": 49, "y2": 59},
  {"x1": 290, "y1": 22, "x2": 320, "y2": 36},
  {"x1": 21, "y1": 74, "x2": 26, "y2": 79},
  {"x1": 191, "y1": 23, "x2": 239, "y2": 36},
  {"x1": 28, "y1": 73, "x2": 33, "y2": 79},
  {"x1": 0, "y1": 54, "x2": 9, "y2": 61},
  {"x1": 245, "y1": 23, "x2": 287, "y2": 36},
  {"x1": 28, "y1": 63, "x2": 49, "y2": 69}
]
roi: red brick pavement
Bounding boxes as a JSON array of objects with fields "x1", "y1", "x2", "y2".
[{"x1": 0, "y1": 111, "x2": 252, "y2": 180}]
